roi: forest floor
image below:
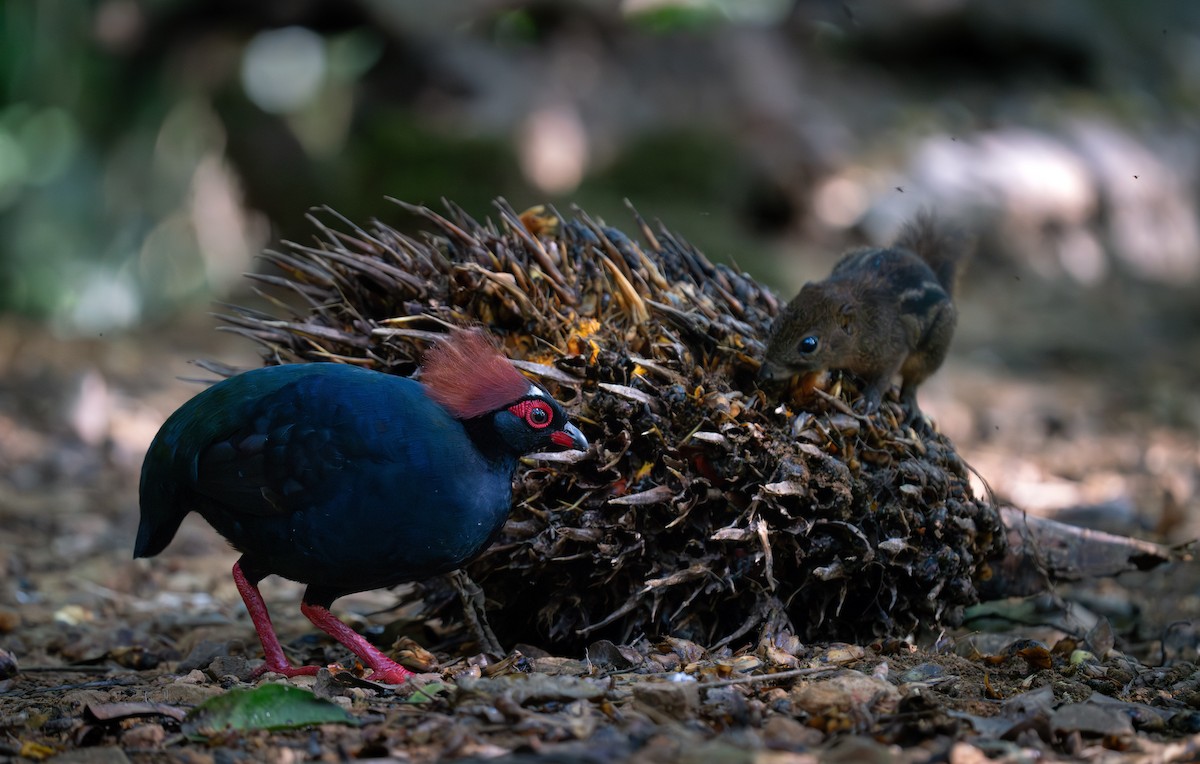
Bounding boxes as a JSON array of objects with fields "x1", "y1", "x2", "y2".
[{"x1": 1, "y1": 272, "x2": 1199, "y2": 763}]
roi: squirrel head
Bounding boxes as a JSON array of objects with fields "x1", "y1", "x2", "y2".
[{"x1": 759, "y1": 282, "x2": 857, "y2": 382}]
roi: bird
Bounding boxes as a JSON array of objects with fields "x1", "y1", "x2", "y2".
[{"x1": 135, "y1": 330, "x2": 588, "y2": 684}]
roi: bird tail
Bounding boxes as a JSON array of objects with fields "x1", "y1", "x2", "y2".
[
  {"x1": 894, "y1": 212, "x2": 971, "y2": 297},
  {"x1": 133, "y1": 508, "x2": 187, "y2": 559},
  {"x1": 134, "y1": 444, "x2": 189, "y2": 558}
]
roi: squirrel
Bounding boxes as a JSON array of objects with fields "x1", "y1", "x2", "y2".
[{"x1": 759, "y1": 213, "x2": 969, "y2": 419}]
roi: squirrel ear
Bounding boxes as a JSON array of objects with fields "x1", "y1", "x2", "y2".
[{"x1": 838, "y1": 302, "x2": 855, "y2": 332}]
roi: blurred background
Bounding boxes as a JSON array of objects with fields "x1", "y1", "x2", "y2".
[
  {"x1": 1, "y1": 0, "x2": 1199, "y2": 633},
  {"x1": 5, "y1": 0, "x2": 1200, "y2": 329}
]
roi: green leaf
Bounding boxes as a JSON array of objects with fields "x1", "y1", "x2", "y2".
[
  {"x1": 402, "y1": 682, "x2": 448, "y2": 705},
  {"x1": 182, "y1": 684, "x2": 357, "y2": 738}
]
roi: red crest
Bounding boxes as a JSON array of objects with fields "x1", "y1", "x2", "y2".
[{"x1": 421, "y1": 330, "x2": 533, "y2": 419}]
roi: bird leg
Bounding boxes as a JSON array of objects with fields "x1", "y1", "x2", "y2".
[
  {"x1": 298, "y1": 602, "x2": 414, "y2": 685},
  {"x1": 232, "y1": 561, "x2": 319, "y2": 679}
]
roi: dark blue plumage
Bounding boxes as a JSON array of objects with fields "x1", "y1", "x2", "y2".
[{"x1": 136, "y1": 333, "x2": 587, "y2": 683}]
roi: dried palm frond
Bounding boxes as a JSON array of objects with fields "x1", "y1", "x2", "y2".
[{"x1": 220, "y1": 198, "x2": 1004, "y2": 650}]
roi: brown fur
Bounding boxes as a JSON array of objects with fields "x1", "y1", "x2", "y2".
[
  {"x1": 893, "y1": 212, "x2": 967, "y2": 296},
  {"x1": 761, "y1": 214, "x2": 969, "y2": 416},
  {"x1": 421, "y1": 330, "x2": 532, "y2": 419}
]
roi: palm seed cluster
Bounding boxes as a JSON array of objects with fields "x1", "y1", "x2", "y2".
[{"x1": 217, "y1": 198, "x2": 1004, "y2": 652}]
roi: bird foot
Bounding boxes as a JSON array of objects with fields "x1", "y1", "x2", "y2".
[
  {"x1": 366, "y1": 662, "x2": 414, "y2": 685},
  {"x1": 250, "y1": 662, "x2": 321, "y2": 680}
]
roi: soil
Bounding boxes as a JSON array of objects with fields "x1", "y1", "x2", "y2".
[{"x1": 1, "y1": 271, "x2": 1198, "y2": 762}]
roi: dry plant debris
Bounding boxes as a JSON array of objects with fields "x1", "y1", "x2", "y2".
[
  {"x1": 5, "y1": 626, "x2": 1200, "y2": 763},
  {"x1": 2, "y1": 233, "x2": 1200, "y2": 762},
  {"x1": 215, "y1": 198, "x2": 1005, "y2": 651}
]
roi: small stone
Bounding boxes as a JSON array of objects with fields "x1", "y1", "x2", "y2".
[
  {"x1": 158, "y1": 682, "x2": 223, "y2": 706},
  {"x1": 175, "y1": 669, "x2": 209, "y2": 684},
  {"x1": 790, "y1": 671, "x2": 901, "y2": 716},
  {"x1": 587, "y1": 639, "x2": 641, "y2": 670},
  {"x1": 530, "y1": 656, "x2": 589, "y2": 676},
  {"x1": 178, "y1": 639, "x2": 232, "y2": 672},
  {"x1": 632, "y1": 681, "x2": 700, "y2": 721},
  {"x1": 206, "y1": 655, "x2": 254, "y2": 682},
  {"x1": 0, "y1": 606, "x2": 21, "y2": 633},
  {"x1": 647, "y1": 652, "x2": 681, "y2": 673},
  {"x1": 761, "y1": 715, "x2": 823, "y2": 750},
  {"x1": 121, "y1": 723, "x2": 166, "y2": 748}
]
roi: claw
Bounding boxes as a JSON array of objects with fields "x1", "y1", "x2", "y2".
[{"x1": 368, "y1": 664, "x2": 415, "y2": 684}]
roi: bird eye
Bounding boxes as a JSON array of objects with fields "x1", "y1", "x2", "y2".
[
  {"x1": 509, "y1": 399, "x2": 553, "y2": 429},
  {"x1": 798, "y1": 336, "x2": 819, "y2": 354},
  {"x1": 526, "y1": 402, "x2": 551, "y2": 428}
]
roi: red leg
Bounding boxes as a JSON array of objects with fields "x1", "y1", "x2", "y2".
[
  {"x1": 299, "y1": 602, "x2": 414, "y2": 684},
  {"x1": 232, "y1": 561, "x2": 319, "y2": 679}
]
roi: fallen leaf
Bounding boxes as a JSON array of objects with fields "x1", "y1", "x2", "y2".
[{"x1": 182, "y1": 684, "x2": 357, "y2": 737}]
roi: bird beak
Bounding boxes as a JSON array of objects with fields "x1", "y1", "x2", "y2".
[{"x1": 550, "y1": 422, "x2": 588, "y2": 451}]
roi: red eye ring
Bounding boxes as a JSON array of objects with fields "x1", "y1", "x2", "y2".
[{"x1": 509, "y1": 399, "x2": 553, "y2": 429}]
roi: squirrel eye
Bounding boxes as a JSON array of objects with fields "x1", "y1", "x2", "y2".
[{"x1": 798, "y1": 336, "x2": 819, "y2": 354}]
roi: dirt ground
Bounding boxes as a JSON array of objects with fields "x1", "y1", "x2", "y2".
[{"x1": 1, "y1": 271, "x2": 1199, "y2": 763}]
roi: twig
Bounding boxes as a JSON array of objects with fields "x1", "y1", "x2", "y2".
[
  {"x1": 14, "y1": 676, "x2": 142, "y2": 695},
  {"x1": 451, "y1": 570, "x2": 505, "y2": 658},
  {"x1": 18, "y1": 665, "x2": 124, "y2": 674},
  {"x1": 697, "y1": 666, "x2": 839, "y2": 689},
  {"x1": 812, "y1": 389, "x2": 869, "y2": 422}
]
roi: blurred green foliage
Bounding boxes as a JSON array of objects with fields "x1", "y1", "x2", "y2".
[
  {"x1": 5, "y1": 0, "x2": 1188, "y2": 333},
  {"x1": 0, "y1": 1, "x2": 778, "y2": 332},
  {"x1": 0, "y1": 1, "x2": 220, "y2": 329},
  {"x1": 349, "y1": 118, "x2": 524, "y2": 222}
]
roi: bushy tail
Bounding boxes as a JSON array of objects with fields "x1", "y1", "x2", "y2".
[{"x1": 894, "y1": 212, "x2": 970, "y2": 297}]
